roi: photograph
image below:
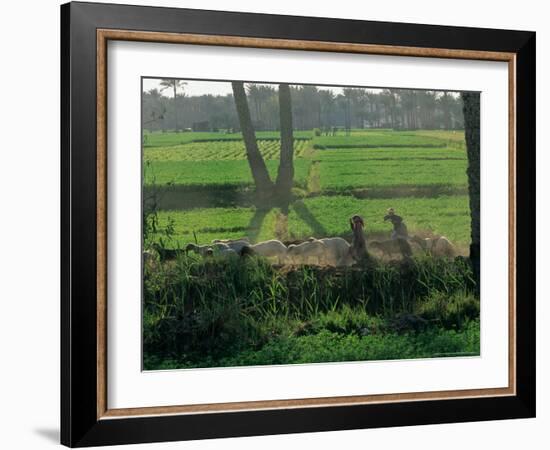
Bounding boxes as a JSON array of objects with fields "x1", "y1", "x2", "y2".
[{"x1": 141, "y1": 78, "x2": 481, "y2": 370}]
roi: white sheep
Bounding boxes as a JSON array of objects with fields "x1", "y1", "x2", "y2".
[
  {"x1": 217, "y1": 247, "x2": 239, "y2": 258},
  {"x1": 430, "y1": 236, "x2": 455, "y2": 258},
  {"x1": 309, "y1": 237, "x2": 354, "y2": 267},
  {"x1": 212, "y1": 238, "x2": 250, "y2": 253},
  {"x1": 185, "y1": 242, "x2": 230, "y2": 257},
  {"x1": 368, "y1": 238, "x2": 412, "y2": 259},
  {"x1": 411, "y1": 235, "x2": 455, "y2": 258},
  {"x1": 212, "y1": 237, "x2": 250, "y2": 244},
  {"x1": 240, "y1": 239, "x2": 288, "y2": 264},
  {"x1": 287, "y1": 240, "x2": 327, "y2": 265}
]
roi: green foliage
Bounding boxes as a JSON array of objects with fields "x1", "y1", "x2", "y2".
[
  {"x1": 209, "y1": 321, "x2": 480, "y2": 367},
  {"x1": 415, "y1": 290, "x2": 480, "y2": 329},
  {"x1": 142, "y1": 256, "x2": 478, "y2": 369}
]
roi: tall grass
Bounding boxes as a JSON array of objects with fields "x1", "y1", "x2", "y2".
[{"x1": 143, "y1": 255, "x2": 478, "y2": 368}]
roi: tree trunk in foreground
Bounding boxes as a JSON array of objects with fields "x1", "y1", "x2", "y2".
[
  {"x1": 462, "y1": 92, "x2": 481, "y2": 290},
  {"x1": 231, "y1": 81, "x2": 274, "y2": 196},
  {"x1": 275, "y1": 83, "x2": 295, "y2": 198}
]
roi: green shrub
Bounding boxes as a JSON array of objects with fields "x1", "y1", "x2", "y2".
[
  {"x1": 415, "y1": 290, "x2": 480, "y2": 329},
  {"x1": 142, "y1": 255, "x2": 478, "y2": 368},
  {"x1": 144, "y1": 320, "x2": 480, "y2": 369}
]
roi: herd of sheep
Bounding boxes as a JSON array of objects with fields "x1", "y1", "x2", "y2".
[
  {"x1": 146, "y1": 211, "x2": 456, "y2": 268},
  {"x1": 185, "y1": 236, "x2": 356, "y2": 267}
]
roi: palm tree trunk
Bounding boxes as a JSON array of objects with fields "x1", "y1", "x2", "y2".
[
  {"x1": 275, "y1": 84, "x2": 294, "y2": 198},
  {"x1": 462, "y1": 92, "x2": 480, "y2": 290},
  {"x1": 231, "y1": 82, "x2": 273, "y2": 195}
]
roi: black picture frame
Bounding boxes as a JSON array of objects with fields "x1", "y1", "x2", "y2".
[{"x1": 61, "y1": 1, "x2": 536, "y2": 447}]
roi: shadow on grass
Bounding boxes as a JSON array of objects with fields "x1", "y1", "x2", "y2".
[
  {"x1": 247, "y1": 207, "x2": 272, "y2": 243},
  {"x1": 291, "y1": 200, "x2": 327, "y2": 237},
  {"x1": 144, "y1": 184, "x2": 256, "y2": 210}
]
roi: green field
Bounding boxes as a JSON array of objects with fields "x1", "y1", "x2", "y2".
[
  {"x1": 144, "y1": 139, "x2": 312, "y2": 161},
  {"x1": 145, "y1": 129, "x2": 472, "y2": 249},
  {"x1": 317, "y1": 154, "x2": 467, "y2": 191},
  {"x1": 154, "y1": 195, "x2": 470, "y2": 249},
  {"x1": 145, "y1": 159, "x2": 312, "y2": 188},
  {"x1": 143, "y1": 130, "x2": 314, "y2": 148},
  {"x1": 312, "y1": 133, "x2": 449, "y2": 148}
]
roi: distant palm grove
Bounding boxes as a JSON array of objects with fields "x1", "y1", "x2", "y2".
[{"x1": 142, "y1": 81, "x2": 465, "y2": 133}]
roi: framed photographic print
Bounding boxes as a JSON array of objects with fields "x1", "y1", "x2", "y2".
[{"x1": 61, "y1": 1, "x2": 536, "y2": 447}]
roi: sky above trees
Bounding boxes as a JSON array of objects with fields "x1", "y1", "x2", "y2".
[{"x1": 142, "y1": 78, "x2": 383, "y2": 98}]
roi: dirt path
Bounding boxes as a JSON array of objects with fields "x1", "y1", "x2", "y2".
[
  {"x1": 306, "y1": 160, "x2": 321, "y2": 194},
  {"x1": 274, "y1": 211, "x2": 289, "y2": 242}
]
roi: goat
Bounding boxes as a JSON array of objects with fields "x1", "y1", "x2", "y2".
[
  {"x1": 411, "y1": 235, "x2": 455, "y2": 258},
  {"x1": 150, "y1": 243, "x2": 185, "y2": 261},
  {"x1": 287, "y1": 240, "x2": 327, "y2": 265},
  {"x1": 240, "y1": 239, "x2": 288, "y2": 264},
  {"x1": 143, "y1": 249, "x2": 161, "y2": 270},
  {"x1": 185, "y1": 242, "x2": 232, "y2": 257},
  {"x1": 350, "y1": 215, "x2": 369, "y2": 262},
  {"x1": 369, "y1": 238, "x2": 412, "y2": 259},
  {"x1": 211, "y1": 238, "x2": 250, "y2": 253},
  {"x1": 212, "y1": 237, "x2": 250, "y2": 243},
  {"x1": 217, "y1": 247, "x2": 239, "y2": 258},
  {"x1": 309, "y1": 237, "x2": 354, "y2": 267}
]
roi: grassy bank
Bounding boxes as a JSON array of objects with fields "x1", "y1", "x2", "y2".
[{"x1": 143, "y1": 256, "x2": 479, "y2": 370}]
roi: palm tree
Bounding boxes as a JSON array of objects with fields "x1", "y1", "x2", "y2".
[
  {"x1": 299, "y1": 86, "x2": 320, "y2": 130},
  {"x1": 142, "y1": 88, "x2": 165, "y2": 132},
  {"x1": 439, "y1": 91, "x2": 452, "y2": 130},
  {"x1": 462, "y1": 92, "x2": 480, "y2": 290},
  {"x1": 417, "y1": 91, "x2": 437, "y2": 129},
  {"x1": 275, "y1": 84, "x2": 294, "y2": 198},
  {"x1": 384, "y1": 89, "x2": 400, "y2": 129},
  {"x1": 231, "y1": 81, "x2": 274, "y2": 196},
  {"x1": 251, "y1": 85, "x2": 277, "y2": 129},
  {"x1": 246, "y1": 84, "x2": 262, "y2": 124},
  {"x1": 160, "y1": 79, "x2": 187, "y2": 132},
  {"x1": 341, "y1": 89, "x2": 358, "y2": 135},
  {"x1": 399, "y1": 90, "x2": 418, "y2": 129},
  {"x1": 319, "y1": 89, "x2": 335, "y2": 132}
]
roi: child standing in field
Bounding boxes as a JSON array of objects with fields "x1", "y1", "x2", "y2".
[{"x1": 384, "y1": 208, "x2": 409, "y2": 240}]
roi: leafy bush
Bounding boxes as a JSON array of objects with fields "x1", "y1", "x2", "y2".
[
  {"x1": 144, "y1": 320, "x2": 480, "y2": 369},
  {"x1": 143, "y1": 255, "x2": 479, "y2": 368},
  {"x1": 415, "y1": 290, "x2": 480, "y2": 329}
]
